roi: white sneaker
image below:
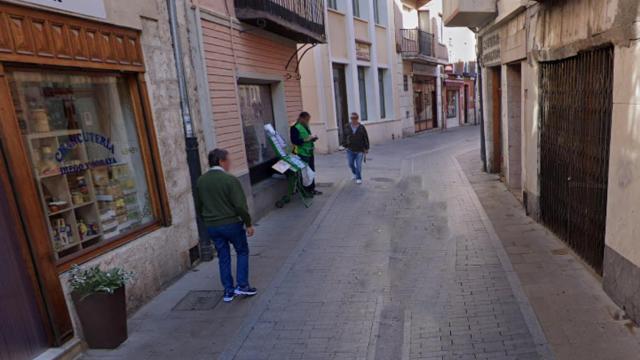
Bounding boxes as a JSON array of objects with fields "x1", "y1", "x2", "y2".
[
  {"x1": 352, "y1": 175, "x2": 357, "y2": 180},
  {"x1": 356, "y1": 179, "x2": 363, "y2": 184}
]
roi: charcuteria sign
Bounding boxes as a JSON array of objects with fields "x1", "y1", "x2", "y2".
[{"x1": 18, "y1": 0, "x2": 106, "y2": 19}]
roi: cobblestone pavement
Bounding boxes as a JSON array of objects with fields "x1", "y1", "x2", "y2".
[
  {"x1": 83, "y1": 126, "x2": 560, "y2": 360},
  {"x1": 223, "y1": 126, "x2": 551, "y2": 360},
  {"x1": 458, "y1": 149, "x2": 640, "y2": 360}
]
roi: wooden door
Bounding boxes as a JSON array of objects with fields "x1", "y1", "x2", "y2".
[
  {"x1": 0, "y1": 143, "x2": 50, "y2": 360},
  {"x1": 540, "y1": 47, "x2": 613, "y2": 273}
]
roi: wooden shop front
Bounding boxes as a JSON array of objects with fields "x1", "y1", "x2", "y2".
[{"x1": 0, "y1": 2, "x2": 170, "y2": 357}]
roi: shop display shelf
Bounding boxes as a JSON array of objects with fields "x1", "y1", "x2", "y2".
[
  {"x1": 55, "y1": 241, "x2": 81, "y2": 253},
  {"x1": 48, "y1": 206, "x2": 73, "y2": 217},
  {"x1": 38, "y1": 171, "x2": 63, "y2": 180},
  {"x1": 80, "y1": 233, "x2": 102, "y2": 243},
  {"x1": 27, "y1": 129, "x2": 82, "y2": 140},
  {"x1": 73, "y1": 201, "x2": 95, "y2": 209}
]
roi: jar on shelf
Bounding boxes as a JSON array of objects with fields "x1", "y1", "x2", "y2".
[
  {"x1": 39, "y1": 146, "x2": 58, "y2": 175},
  {"x1": 32, "y1": 109, "x2": 50, "y2": 133}
]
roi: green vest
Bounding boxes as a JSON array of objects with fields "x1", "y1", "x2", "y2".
[{"x1": 294, "y1": 122, "x2": 314, "y2": 157}]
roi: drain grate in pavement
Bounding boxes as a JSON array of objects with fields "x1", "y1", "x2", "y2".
[
  {"x1": 316, "y1": 182, "x2": 334, "y2": 188},
  {"x1": 371, "y1": 177, "x2": 394, "y2": 183},
  {"x1": 172, "y1": 290, "x2": 223, "y2": 311}
]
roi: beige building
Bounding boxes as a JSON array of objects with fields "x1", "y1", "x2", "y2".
[
  {"x1": 398, "y1": 0, "x2": 449, "y2": 135},
  {"x1": 299, "y1": 0, "x2": 404, "y2": 153},
  {"x1": 446, "y1": 0, "x2": 640, "y2": 324}
]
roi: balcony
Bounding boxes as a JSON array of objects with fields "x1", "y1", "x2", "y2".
[
  {"x1": 400, "y1": 29, "x2": 447, "y2": 65},
  {"x1": 443, "y1": 0, "x2": 496, "y2": 28},
  {"x1": 234, "y1": 0, "x2": 326, "y2": 43},
  {"x1": 400, "y1": 0, "x2": 432, "y2": 9}
]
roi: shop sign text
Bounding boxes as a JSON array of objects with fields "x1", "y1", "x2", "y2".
[{"x1": 18, "y1": 0, "x2": 106, "y2": 19}]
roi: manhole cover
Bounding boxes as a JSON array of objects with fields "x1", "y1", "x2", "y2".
[
  {"x1": 371, "y1": 177, "x2": 394, "y2": 183},
  {"x1": 172, "y1": 290, "x2": 223, "y2": 311}
]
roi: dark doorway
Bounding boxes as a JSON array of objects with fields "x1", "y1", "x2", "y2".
[
  {"x1": 332, "y1": 63, "x2": 349, "y2": 145},
  {"x1": 0, "y1": 144, "x2": 50, "y2": 360},
  {"x1": 463, "y1": 84, "x2": 469, "y2": 124},
  {"x1": 413, "y1": 76, "x2": 436, "y2": 132},
  {"x1": 491, "y1": 67, "x2": 502, "y2": 174},
  {"x1": 540, "y1": 47, "x2": 613, "y2": 273}
]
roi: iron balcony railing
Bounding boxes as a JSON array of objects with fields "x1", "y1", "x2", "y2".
[
  {"x1": 234, "y1": 0, "x2": 326, "y2": 43},
  {"x1": 400, "y1": 29, "x2": 434, "y2": 58}
]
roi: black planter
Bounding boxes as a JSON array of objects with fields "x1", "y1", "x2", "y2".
[{"x1": 72, "y1": 286, "x2": 128, "y2": 349}]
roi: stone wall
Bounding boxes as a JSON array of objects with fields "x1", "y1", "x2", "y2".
[{"x1": 59, "y1": 0, "x2": 200, "y2": 336}]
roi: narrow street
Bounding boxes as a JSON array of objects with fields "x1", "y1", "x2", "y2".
[{"x1": 83, "y1": 126, "x2": 640, "y2": 360}]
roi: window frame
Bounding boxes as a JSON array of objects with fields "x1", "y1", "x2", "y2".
[
  {"x1": 1, "y1": 64, "x2": 170, "y2": 271},
  {"x1": 328, "y1": 0, "x2": 338, "y2": 11},
  {"x1": 373, "y1": 0, "x2": 381, "y2": 24},
  {"x1": 237, "y1": 82, "x2": 279, "y2": 184}
]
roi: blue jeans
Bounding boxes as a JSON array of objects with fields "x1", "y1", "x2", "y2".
[
  {"x1": 207, "y1": 222, "x2": 249, "y2": 292},
  {"x1": 347, "y1": 149, "x2": 364, "y2": 180}
]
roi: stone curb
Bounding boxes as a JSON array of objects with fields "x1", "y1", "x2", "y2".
[{"x1": 452, "y1": 154, "x2": 556, "y2": 360}]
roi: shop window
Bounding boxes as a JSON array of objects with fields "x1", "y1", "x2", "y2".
[
  {"x1": 238, "y1": 84, "x2": 277, "y2": 184},
  {"x1": 378, "y1": 68, "x2": 387, "y2": 119},
  {"x1": 357, "y1": 66, "x2": 368, "y2": 121},
  {"x1": 7, "y1": 69, "x2": 159, "y2": 262},
  {"x1": 447, "y1": 90, "x2": 458, "y2": 118}
]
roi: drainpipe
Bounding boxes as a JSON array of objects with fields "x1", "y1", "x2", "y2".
[{"x1": 167, "y1": 0, "x2": 211, "y2": 261}]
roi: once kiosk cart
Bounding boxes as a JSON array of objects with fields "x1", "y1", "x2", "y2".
[{"x1": 264, "y1": 125, "x2": 313, "y2": 209}]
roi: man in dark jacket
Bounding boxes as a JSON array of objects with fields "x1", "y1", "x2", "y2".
[
  {"x1": 290, "y1": 111, "x2": 322, "y2": 195},
  {"x1": 196, "y1": 148, "x2": 257, "y2": 303},
  {"x1": 344, "y1": 112, "x2": 370, "y2": 184}
]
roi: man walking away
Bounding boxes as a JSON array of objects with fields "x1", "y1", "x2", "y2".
[
  {"x1": 290, "y1": 111, "x2": 322, "y2": 196},
  {"x1": 196, "y1": 149, "x2": 257, "y2": 303},
  {"x1": 344, "y1": 112, "x2": 369, "y2": 184}
]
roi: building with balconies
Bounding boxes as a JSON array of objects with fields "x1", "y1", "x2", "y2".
[
  {"x1": 189, "y1": 0, "x2": 326, "y2": 218},
  {"x1": 448, "y1": 0, "x2": 640, "y2": 334},
  {"x1": 297, "y1": 0, "x2": 405, "y2": 153}
]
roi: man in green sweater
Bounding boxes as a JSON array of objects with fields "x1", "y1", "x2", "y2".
[{"x1": 196, "y1": 148, "x2": 256, "y2": 302}]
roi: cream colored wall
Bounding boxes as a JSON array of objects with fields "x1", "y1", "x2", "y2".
[
  {"x1": 605, "y1": 40, "x2": 640, "y2": 267},
  {"x1": 494, "y1": 0, "x2": 526, "y2": 24},
  {"x1": 329, "y1": 11, "x2": 349, "y2": 60},
  {"x1": 354, "y1": 17, "x2": 370, "y2": 42},
  {"x1": 535, "y1": 0, "x2": 617, "y2": 52},
  {"x1": 299, "y1": 44, "x2": 337, "y2": 154},
  {"x1": 376, "y1": 26, "x2": 389, "y2": 66}
]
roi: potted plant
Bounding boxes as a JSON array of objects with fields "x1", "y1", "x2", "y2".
[{"x1": 69, "y1": 265, "x2": 134, "y2": 349}]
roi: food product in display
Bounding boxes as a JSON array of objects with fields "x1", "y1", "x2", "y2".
[
  {"x1": 48, "y1": 199, "x2": 69, "y2": 213},
  {"x1": 39, "y1": 146, "x2": 59, "y2": 175},
  {"x1": 78, "y1": 220, "x2": 89, "y2": 238},
  {"x1": 52, "y1": 217, "x2": 73, "y2": 249},
  {"x1": 32, "y1": 109, "x2": 50, "y2": 132},
  {"x1": 72, "y1": 191, "x2": 85, "y2": 205}
]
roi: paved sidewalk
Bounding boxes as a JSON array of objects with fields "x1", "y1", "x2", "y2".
[
  {"x1": 458, "y1": 150, "x2": 640, "y2": 360},
  {"x1": 220, "y1": 126, "x2": 550, "y2": 360},
  {"x1": 80, "y1": 126, "x2": 639, "y2": 360}
]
